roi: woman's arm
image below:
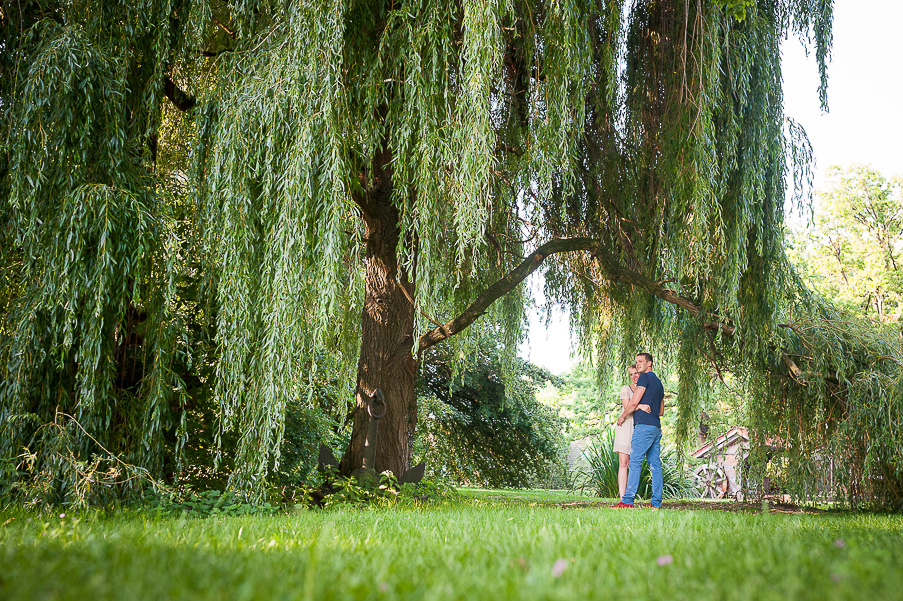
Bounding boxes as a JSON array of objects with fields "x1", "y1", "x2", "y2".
[{"x1": 617, "y1": 386, "x2": 646, "y2": 425}]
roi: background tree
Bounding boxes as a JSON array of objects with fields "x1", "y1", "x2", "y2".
[
  {"x1": 538, "y1": 362, "x2": 609, "y2": 443},
  {"x1": 416, "y1": 343, "x2": 566, "y2": 488},
  {"x1": 789, "y1": 165, "x2": 903, "y2": 321}
]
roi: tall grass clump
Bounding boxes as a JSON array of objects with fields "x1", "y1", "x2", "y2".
[{"x1": 574, "y1": 431, "x2": 694, "y2": 500}]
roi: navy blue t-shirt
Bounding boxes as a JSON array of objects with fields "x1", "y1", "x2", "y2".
[{"x1": 633, "y1": 371, "x2": 663, "y2": 428}]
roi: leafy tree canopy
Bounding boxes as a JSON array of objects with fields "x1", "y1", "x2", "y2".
[
  {"x1": 789, "y1": 165, "x2": 903, "y2": 321},
  {"x1": 416, "y1": 344, "x2": 566, "y2": 488}
]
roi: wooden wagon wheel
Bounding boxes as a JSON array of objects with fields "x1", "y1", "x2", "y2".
[{"x1": 694, "y1": 464, "x2": 725, "y2": 499}]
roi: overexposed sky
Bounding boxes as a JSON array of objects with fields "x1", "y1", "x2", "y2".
[
  {"x1": 782, "y1": 0, "x2": 903, "y2": 189},
  {"x1": 523, "y1": 0, "x2": 903, "y2": 374}
]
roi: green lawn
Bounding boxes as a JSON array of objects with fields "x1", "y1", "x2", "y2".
[
  {"x1": 1, "y1": 493, "x2": 901, "y2": 600},
  {"x1": 456, "y1": 487, "x2": 603, "y2": 503}
]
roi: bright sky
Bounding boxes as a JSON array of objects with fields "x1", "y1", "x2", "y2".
[{"x1": 522, "y1": 0, "x2": 903, "y2": 374}]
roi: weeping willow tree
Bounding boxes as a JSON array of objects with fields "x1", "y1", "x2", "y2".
[{"x1": 6, "y1": 0, "x2": 900, "y2": 508}]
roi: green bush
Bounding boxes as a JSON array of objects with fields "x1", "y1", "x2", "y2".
[
  {"x1": 415, "y1": 348, "x2": 567, "y2": 489},
  {"x1": 141, "y1": 488, "x2": 279, "y2": 518},
  {"x1": 316, "y1": 471, "x2": 459, "y2": 509}
]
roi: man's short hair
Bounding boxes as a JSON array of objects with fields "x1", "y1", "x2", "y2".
[{"x1": 637, "y1": 352, "x2": 653, "y2": 365}]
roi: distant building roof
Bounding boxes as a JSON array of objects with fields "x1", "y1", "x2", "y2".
[{"x1": 692, "y1": 427, "x2": 749, "y2": 459}]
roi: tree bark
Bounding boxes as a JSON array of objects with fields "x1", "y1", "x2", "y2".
[{"x1": 340, "y1": 166, "x2": 418, "y2": 477}]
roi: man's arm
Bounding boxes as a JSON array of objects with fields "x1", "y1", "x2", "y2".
[
  {"x1": 659, "y1": 397, "x2": 665, "y2": 417},
  {"x1": 616, "y1": 386, "x2": 646, "y2": 426}
]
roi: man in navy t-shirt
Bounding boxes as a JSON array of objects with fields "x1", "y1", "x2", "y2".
[{"x1": 612, "y1": 352, "x2": 665, "y2": 509}]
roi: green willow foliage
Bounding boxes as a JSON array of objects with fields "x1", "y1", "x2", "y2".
[
  {"x1": 1, "y1": 12, "x2": 187, "y2": 504},
  {"x1": 7, "y1": 0, "x2": 899, "y2": 509}
]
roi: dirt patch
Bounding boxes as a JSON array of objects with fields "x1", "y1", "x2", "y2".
[{"x1": 554, "y1": 499, "x2": 826, "y2": 514}]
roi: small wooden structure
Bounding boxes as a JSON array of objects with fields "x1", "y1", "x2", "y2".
[
  {"x1": 692, "y1": 427, "x2": 749, "y2": 499},
  {"x1": 566, "y1": 436, "x2": 593, "y2": 471}
]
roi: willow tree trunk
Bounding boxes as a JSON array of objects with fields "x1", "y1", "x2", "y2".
[{"x1": 339, "y1": 175, "x2": 418, "y2": 477}]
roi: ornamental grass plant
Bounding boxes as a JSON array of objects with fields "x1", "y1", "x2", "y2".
[{"x1": 574, "y1": 431, "x2": 696, "y2": 500}]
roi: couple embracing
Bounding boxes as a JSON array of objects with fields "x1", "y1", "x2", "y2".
[{"x1": 611, "y1": 353, "x2": 664, "y2": 509}]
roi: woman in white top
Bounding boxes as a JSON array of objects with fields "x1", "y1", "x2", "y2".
[{"x1": 613, "y1": 365, "x2": 651, "y2": 499}]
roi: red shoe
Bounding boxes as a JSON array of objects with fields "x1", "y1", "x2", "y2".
[{"x1": 611, "y1": 501, "x2": 634, "y2": 509}]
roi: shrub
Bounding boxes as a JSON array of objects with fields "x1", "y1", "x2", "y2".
[
  {"x1": 316, "y1": 472, "x2": 459, "y2": 509},
  {"x1": 142, "y1": 488, "x2": 279, "y2": 517}
]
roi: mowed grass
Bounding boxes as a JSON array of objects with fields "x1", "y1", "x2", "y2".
[
  {"x1": 1, "y1": 493, "x2": 901, "y2": 601},
  {"x1": 456, "y1": 487, "x2": 602, "y2": 503}
]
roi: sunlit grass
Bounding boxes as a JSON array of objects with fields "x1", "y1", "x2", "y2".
[{"x1": 1, "y1": 494, "x2": 901, "y2": 600}]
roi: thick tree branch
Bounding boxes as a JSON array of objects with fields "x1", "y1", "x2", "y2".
[
  {"x1": 591, "y1": 245, "x2": 736, "y2": 336},
  {"x1": 199, "y1": 48, "x2": 234, "y2": 58},
  {"x1": 417, "y1": 238, "x2": 600, "y2": 354},
  {"x1": 416, "y1": 237, "x2": 735, "y2": 356},
  {"x1": 415, "y1": 236, "x2": 823, "y2": 387},
  {"x1": 164, "y1": 76, "x2": 196, "y2": 112},
  {"x1": 213, "y1": 17, "x2": 237, "y2": 39},
  {"x1": 781, "y1": 352, "x2": 808, "y2": 384},
  {"x1": 592, "y1": 248, "x2": 833, "y2": 383}
]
